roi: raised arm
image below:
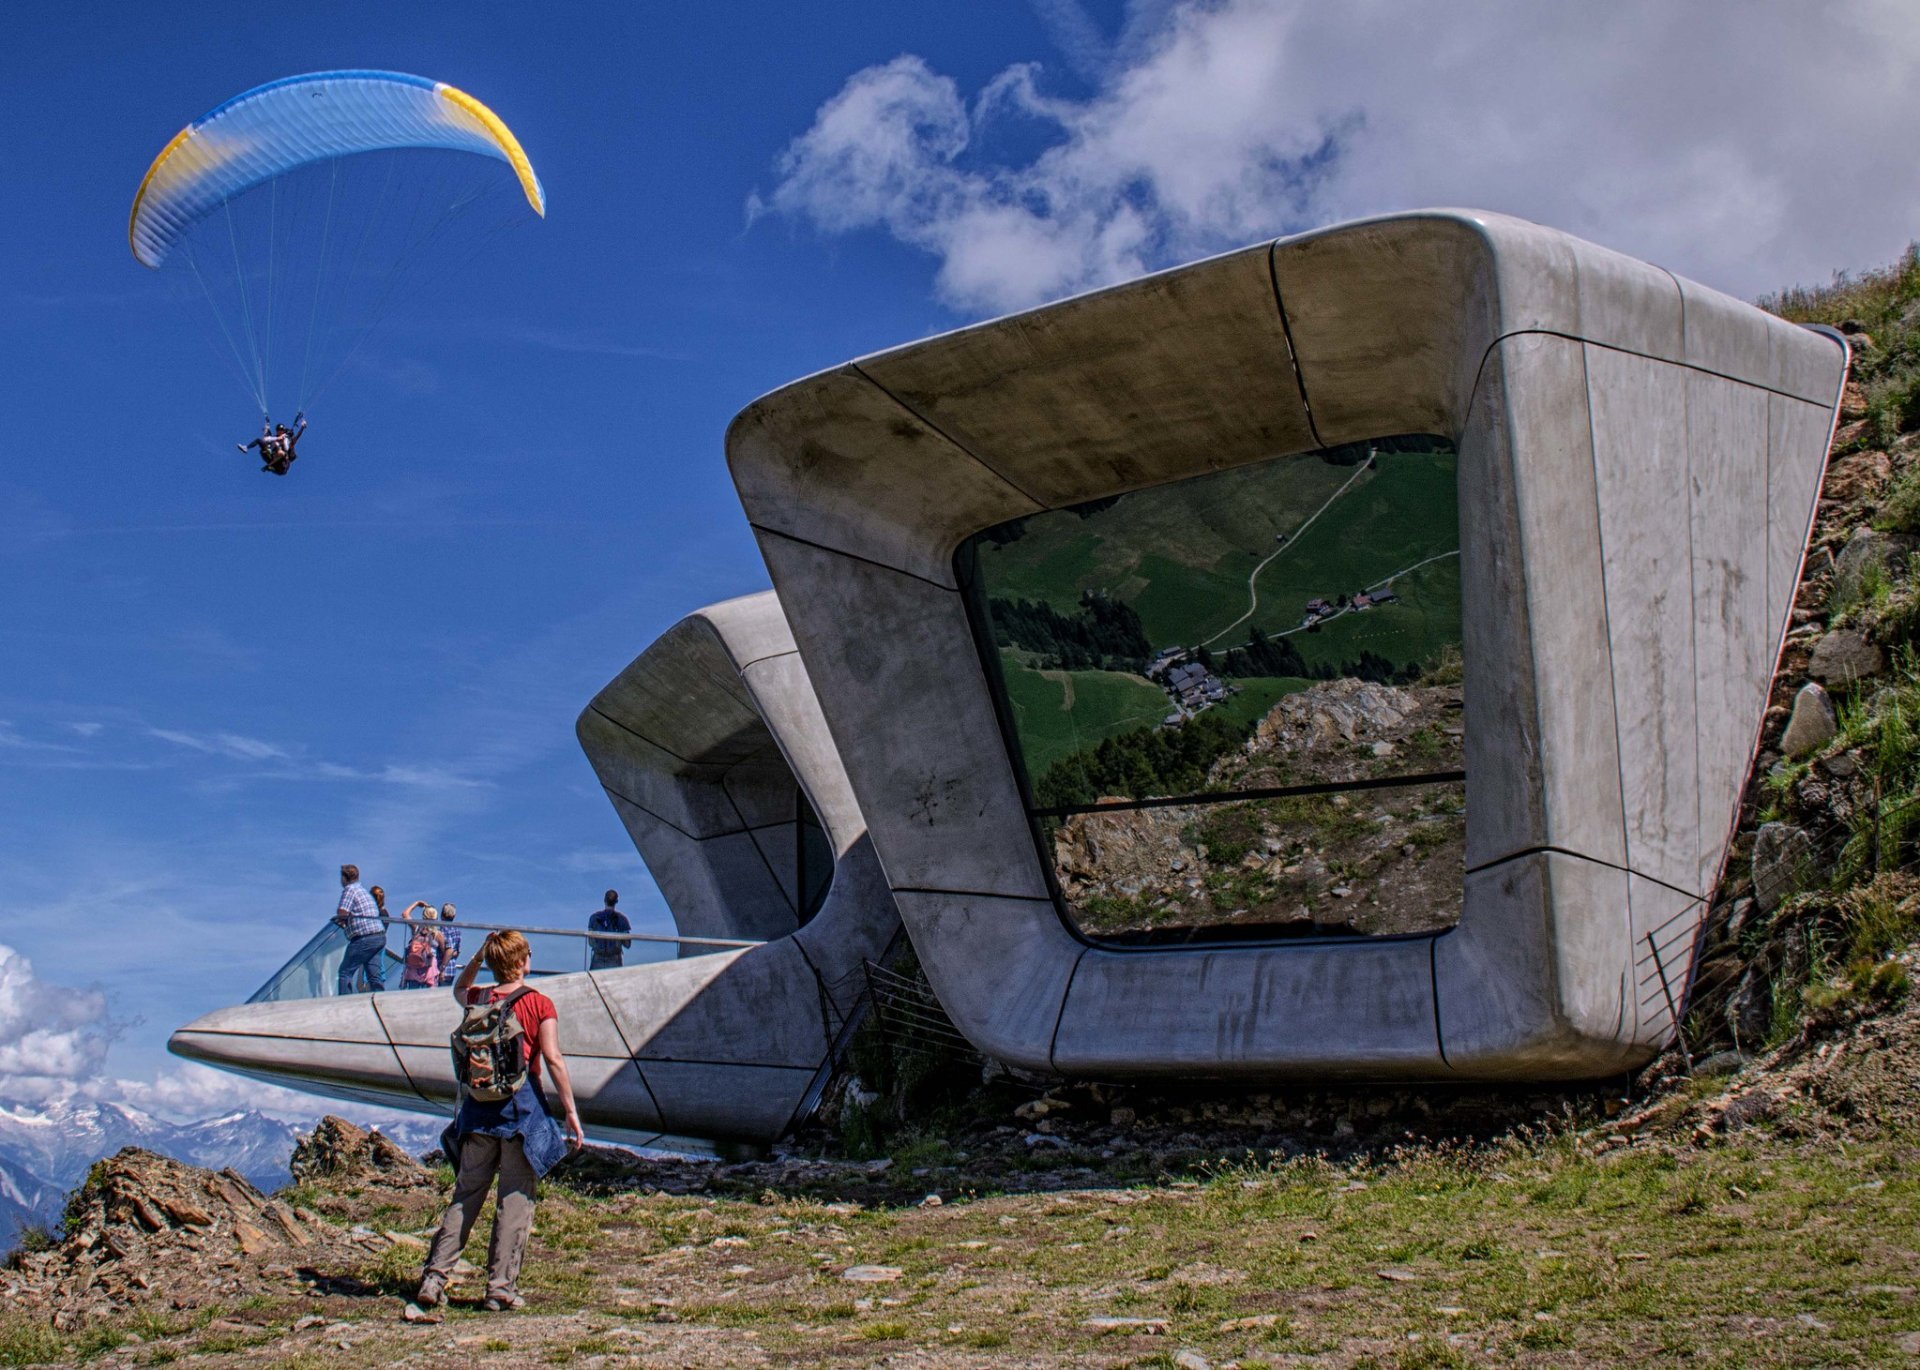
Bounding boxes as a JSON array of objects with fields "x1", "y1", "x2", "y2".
[
  {"x1": 450, "y1": 935, "x2": 489, "y2": 1002},
  {"x1": 537, "y1": 1018, "x2": 585, "y2": 1148}
]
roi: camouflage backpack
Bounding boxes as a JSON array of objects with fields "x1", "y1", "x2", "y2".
[{"x1": 450, "y1": 987, "x2": 531, "y2": 1102}]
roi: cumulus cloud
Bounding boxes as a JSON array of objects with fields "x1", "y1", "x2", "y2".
[
  {"x1": 758, "y1": 0, "x2": 1920, "y2": 316},
  {"x1": 0, "y1": 944, "x2": 116, "y2": 1105},
  {"x1": 0, "y1": 943, "x2": 435, "y2": 1129}
]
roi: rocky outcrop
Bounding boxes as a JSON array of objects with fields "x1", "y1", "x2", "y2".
[
  {"x1": 1054, "y1": 679, "x2": 1464, "y2": 938},
  {"x1": 1809, "y1": 628, "x2": 1884, "y2": 684},
  {"x1": 0, "y1": 1147, "x2": 358, "y2": 1330},
  {"x1": 289, "y1": 1115, "x2": 432, "y2": 1187}
]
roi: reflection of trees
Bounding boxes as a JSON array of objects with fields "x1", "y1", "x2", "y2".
[
  {"x1": 1034, "y1": 709, "x2": 1247, "y2": 809},
  {"x1": 989, "y1": 592, "x2": 1152, "y2": 671},
  {"x1": 1220, "y1": 627, "x2": 1421, "y2": 687}
]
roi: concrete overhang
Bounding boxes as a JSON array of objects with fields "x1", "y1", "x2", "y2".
[{"x1": 173, "y1": 592, "x2": 899, "y2": 1144}]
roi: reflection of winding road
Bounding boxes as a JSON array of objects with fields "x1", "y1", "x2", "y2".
[
  {"x1": 1213, "y1": 544, "x2": 1466, "y2": 652},
  {"x1": 1262, "y1": 549, "x2": 1462, "y2": 642},
  {"x1": 1201, "y1": 461, "x2": 1373, "y2": 646}
]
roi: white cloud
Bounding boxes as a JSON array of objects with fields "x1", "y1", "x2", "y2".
[
  {"x1": 760, "y1": 0, "x2": 1920, "y2": 316},
  {"x1": 0, "y1": 944, "x2": 116, "y2": 1105},
  {"x1": 144, "y1": 727, "x2": 489, "y2": 789},
  {"x1": 0, "y1": 942, "x2": 436, "y2": 1130},
  {"x1": 98, "y1": 1063, "x2": 436, "y2": 1131}
]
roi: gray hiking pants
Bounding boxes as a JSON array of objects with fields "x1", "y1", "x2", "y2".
[{"x1": 422, "y1": 1132, "x2": 538, "y2": 1300}]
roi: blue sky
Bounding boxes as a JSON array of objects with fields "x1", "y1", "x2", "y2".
[
  {"x1": 0, "y1": 0, "x2": 1083, "y2": 1109},
  {"x1": 2, "y1": 0, "x2": 1914, "y2": 1119}
]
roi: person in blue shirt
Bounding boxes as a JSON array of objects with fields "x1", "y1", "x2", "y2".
[{"x1": 585, "y1": 890, "x2": 631, "y2": 971}]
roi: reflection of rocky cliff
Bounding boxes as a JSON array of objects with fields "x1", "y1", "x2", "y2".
[{"x1": 1055, "y1": 679, "x2": 1465, "y2": 938}]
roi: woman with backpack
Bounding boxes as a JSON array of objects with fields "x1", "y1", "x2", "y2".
[
  {"x1": 417, "y1": 930, "x2": 585, "y2": 1313},
  {"x1": 396, "y1": 901, "x2": 446, "y2": 990}
]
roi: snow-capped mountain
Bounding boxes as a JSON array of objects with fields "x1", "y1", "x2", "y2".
[{"x1": 0, "y1": 1100, "x2": 445, "y2": 1253}]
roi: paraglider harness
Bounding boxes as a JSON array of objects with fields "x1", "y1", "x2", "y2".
[{"x1": 241, "y1": 413, "x2": 305, "y2": 476}]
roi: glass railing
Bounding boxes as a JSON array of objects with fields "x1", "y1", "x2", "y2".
[{"x1": 246, "y1": 917, "x2": 765, "y2": 1005}]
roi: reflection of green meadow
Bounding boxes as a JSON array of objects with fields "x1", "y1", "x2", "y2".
[
  {"x1": 998, "y1": 654, "x2": 1313, "y2": 786},
  {"x1": 978, "y1": 443, "x2": 1462, "y2": 800},
  {"x1": 997, "y1": 654, "x2": 1169, "y2": 780},
  {"x1": 977, "y1": 448, "x2": 1459, "y2": 651},
  {"x1": 1275, "y1": 553, "x2": 1462, "y2": 674}
]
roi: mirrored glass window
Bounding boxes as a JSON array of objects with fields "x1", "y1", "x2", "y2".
[{"x1": 960, "y1": 437, "x2": 1465, "y2": 943}]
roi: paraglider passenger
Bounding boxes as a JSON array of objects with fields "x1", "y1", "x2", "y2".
[{"x1": 237, "y1": 419, "x2": 275, "y2": 461}]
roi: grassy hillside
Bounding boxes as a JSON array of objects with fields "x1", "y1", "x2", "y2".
[
  {"x1": 996, "y1": 655, "x2": 1170, "y2": 780},
  {"x1": 976, "y1": 444, "x2": 1457, "y2": 653}
]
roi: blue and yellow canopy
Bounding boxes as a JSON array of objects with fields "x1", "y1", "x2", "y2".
[{"x1": 130, "y1": 70, "x2": 544, "y2": 269}]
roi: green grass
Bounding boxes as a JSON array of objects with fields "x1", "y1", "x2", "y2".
[
  {"x1": 977, "y1": 449, "x2": 1457, "y2": 651},
  {"x1": 998, "y1": 656, "x2": 1171, "y2": 779},
  {"x1": 1279, "y1": 552, "x2": 1463, "y2": 675}
]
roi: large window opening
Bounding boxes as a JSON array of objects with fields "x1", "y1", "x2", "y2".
[{"x1": 959, "y1": 437, "x2": 1465, "y2": 944}]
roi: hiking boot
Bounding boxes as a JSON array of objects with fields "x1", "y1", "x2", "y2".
[
  {"x1": 481, "y1": 1292, "x2": 525, "y2": 1313},
  {"x1": 415, "y1": 1277, "x2": 446, "y2": 1309}
]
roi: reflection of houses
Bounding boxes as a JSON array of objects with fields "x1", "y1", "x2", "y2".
[
  {"x1": 1144, "y1": 647, "x2": 1188, "y2": 681},
  {"x1": 1159, "y1": 658, "x2": 1232, "y2": 722}
]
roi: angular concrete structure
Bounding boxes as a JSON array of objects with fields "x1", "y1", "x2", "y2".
[
  {"x1": 176, "y1": 208, "x2": 1848, "y2": 1138},
  {"x1": 171, "y1": 593, "x2": 900, "y2": 1145},
  {"x1": 728, "y1": 209, "x2": 1847, "y2": 1082}
]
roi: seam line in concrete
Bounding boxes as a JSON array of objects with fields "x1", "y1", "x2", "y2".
[
  {"x1": 1481, "y1": 329, "x2": 1849, "y2": 408},
  {"x1": 1265, "y1": 240, "x2": 1325, "y2": 450},
  {"x1": 1048, "y1": 944, "x2": 1089, "y2": 1073},
  {"x1": 750, "y1": 523, "x2": 960, "y2": 594},
  {"x1": 848, "y1": 361, "x2": 1055, "y2": 512},
  {"x1": 585, "y1": 701, "x2": 765, "y2": 772},
  {"x1": 584, "y1": 970, "x2": 668, "y2": 1125},
  {"x1": 1465, "y1": 842, "x2": 1704, "y2": 903},
  {"x1": 888, "y1": 886, "x2": 1054, "y2": 902},
  {"x1": 601, "y1": 780, "x2": 785, "y2": 845},
  {"x1": 367, "y1": 995, "x2": 434, "y2": 1107}
]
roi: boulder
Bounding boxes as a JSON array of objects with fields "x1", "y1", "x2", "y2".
[
  {"x1": 1779, "y1": 682, "x2": 1838, "y2": 758},
  {"x1": 1808, "y1": 628, "x2": 1884, "y2": 685},
  {"x1": 1832, "y1": 527, "x2": 1917, "y2": 605},
  {"x1": 1726, "y1": 965, "x2": 1773, "y2": 1052},
  {"x1": 1752, "y1": 822, "x2": 1818, "y2": 914}
]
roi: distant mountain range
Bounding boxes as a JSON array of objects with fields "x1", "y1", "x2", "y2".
[{"x1": 0, "y1": 1100, "x2": 445, "y2": 1253}]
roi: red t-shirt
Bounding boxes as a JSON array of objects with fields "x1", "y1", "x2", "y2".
[{"x1": 463, "y1": 986, "x2": 557, "y2": 1085}]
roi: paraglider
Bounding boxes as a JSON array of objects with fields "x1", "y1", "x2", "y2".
[
  {"x1": 237, "y1": 412, "x2": 306, "y2": 475},
  {"x1": 130, "y1": 71, "x2": 545, "y2": 473}
]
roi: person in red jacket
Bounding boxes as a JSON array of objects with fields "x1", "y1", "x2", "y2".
[{"x1": 417, "y1": 931, "x2": 585, "y2": 1311}]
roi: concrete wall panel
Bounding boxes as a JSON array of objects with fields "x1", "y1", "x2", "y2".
[
  {"x1": 1053, "y1": 939, "x2": 1441, "y2": 1078},
  {"x1": 1480, "y1": 334, "x2": 1627, "y2": 868},
  {"x1": 1769, "y1": 393, "x2": 1840, "y2": 626},
  {"x1": 857, "y1": 245, "x2": 1314, "y2": 505},
  {"x1": 1688, "y1": 372, "x2": 1774, "y2": 892},
  {"x1": 892, "y1": 890, "x2": 1082, "y2": 1073},
  {"x1": 1436, "y1": 854, "x2": 1634, "y2": 1075},
  {"x1": 727, "y1": 368, "x2": 1041, "y2": 586},
  {"x1": 1586, "y1": 344, "x2": 1702, "y2": 894},
  {"x1": 758, "y1": 534, "x2": 1051, "y2": 900}
]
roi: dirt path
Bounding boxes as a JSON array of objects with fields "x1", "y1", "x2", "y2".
[{"x1": 1201, "y1": 460, "x2": 1373, "y2": 647}]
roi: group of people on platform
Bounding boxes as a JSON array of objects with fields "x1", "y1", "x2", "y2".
[
  {"x1": 331, "y1": 864, "x2": 462, "y2": 995},
  {"x1": 331, "y1": 872, "x2": 638, "y2": 997}
]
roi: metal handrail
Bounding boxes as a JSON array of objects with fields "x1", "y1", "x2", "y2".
[{"x1": 374, "y1": 914, "x2": 764, "y2": 951}]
